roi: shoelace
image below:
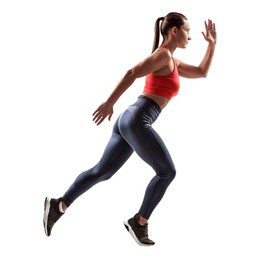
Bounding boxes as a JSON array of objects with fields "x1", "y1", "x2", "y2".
[{"x1": 140, "y1": 224, "x2": 149, "y2": 238}]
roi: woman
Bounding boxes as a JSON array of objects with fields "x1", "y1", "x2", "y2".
[{"x1": 43, "y1": 12, "x2": 217, "y2": 246}]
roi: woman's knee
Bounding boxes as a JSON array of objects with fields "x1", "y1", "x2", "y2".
[
  {"x1": 157, "y1": 164, "x2": 176, "y2": 182},
  {"x1": 92, "y1": 160, "x2": 115, "y2": 181},
  {"x1": 168, "y1": 166, "x2": 176, "y2": 182},
  {"x1": 170, "y1": 167, "x2": 176, "y2": 181}
]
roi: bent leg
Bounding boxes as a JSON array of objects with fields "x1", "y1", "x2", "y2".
[{"x1": 119, "y1": 109, "x2": 176, "y2": 220}]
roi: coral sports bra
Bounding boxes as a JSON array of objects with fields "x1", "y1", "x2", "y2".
[{"x1": 143, "y1": 57, "x2": 180, "y2": 100}]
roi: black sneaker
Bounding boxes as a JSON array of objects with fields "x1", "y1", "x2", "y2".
[
  {"x1": 124, "y1": 214, "x2": 155, "y2": 246},
  {"x1": 43, "y1": 197, "x2": 64, "y2": 236}
]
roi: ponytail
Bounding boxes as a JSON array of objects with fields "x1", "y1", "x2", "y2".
[{"x1": 151, "y1": 17, "x2": 164, "y2": 53}]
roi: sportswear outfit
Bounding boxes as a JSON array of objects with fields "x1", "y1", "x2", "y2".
[{"x1": 44, "y1": 47, "x2": 180, "y2": 246}]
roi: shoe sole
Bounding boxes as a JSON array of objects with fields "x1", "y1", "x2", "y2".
[
  {"x1": 123, "y1": 220, "x2": 153, "y2": 247},
  {"x1": 43, "y1": 197, "x2": 51, "y2": 236}
]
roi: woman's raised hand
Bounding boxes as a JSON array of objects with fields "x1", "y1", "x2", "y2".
[{"x1": 202, "y1": 19, "x2": 217, "y2": 44}]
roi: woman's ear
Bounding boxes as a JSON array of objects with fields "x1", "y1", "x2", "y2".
[{"x1": 171, "y1": 26, "x2": 178, "y2": 35}]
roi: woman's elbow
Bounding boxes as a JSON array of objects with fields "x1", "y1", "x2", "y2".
[
  {"x1": 198, "y1": 68, "x2": 208, "y2": 78},
  {"x1": 126, "y1": 69, "x2": 136, "y2": 78},
  {"x1": 126, "y1": 67, "x2": 145, "y2": 79}
]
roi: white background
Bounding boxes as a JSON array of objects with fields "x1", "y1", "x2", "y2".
[{"x1": 1, "y1": 0, "x2": 259, "y2": 259}]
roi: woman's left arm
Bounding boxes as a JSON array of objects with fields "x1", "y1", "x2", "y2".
[{"x1": 176, "y1": 19, "x2": 217, "y2": 78}]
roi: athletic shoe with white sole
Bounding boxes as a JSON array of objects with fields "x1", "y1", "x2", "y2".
[
  {"x1": 124, "y1": 214, "x2": 155, "y2": 246},
  {"x1": 43, "y1": 197, "x2": 64, "y2": 236}
]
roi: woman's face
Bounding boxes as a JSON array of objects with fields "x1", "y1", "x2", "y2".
[{"x1": 175, "y1": 20, "x2": 191, "y2": 48}]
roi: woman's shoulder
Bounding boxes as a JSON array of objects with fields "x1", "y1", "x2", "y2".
[
  {"x1": 156, "y1": 46, "x2": 172, "y2": 57},
  {"x1": 173, "y1": 58, "x2": 181, "y2": 67},
  {"x1": 152, "y1": 47, "x2": 172, "y2": 64}
]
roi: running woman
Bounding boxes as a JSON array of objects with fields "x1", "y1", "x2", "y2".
[{"x1": 43, "y1": 12, "x2": 217, "y2": 246}]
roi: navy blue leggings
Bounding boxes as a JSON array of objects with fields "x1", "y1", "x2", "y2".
[{"x1": 63, "y1": 95, "x2": 176, "y2": 219}]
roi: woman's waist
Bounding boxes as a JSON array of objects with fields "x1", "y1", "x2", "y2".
[{"x1": 142, "y1": 92, "x2": 170, "y2": 110}]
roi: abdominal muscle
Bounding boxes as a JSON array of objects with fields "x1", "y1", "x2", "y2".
[{"x1": 142, "y1": 92, "x2": 170, "y2": 110}]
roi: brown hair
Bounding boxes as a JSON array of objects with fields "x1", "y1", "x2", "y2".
[{"x1": 152, "y1": 12, "x2": 187, "y2": 53}]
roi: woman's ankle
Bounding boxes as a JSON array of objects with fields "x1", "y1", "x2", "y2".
[
  {"x1": 58, "y1": 200, "x2": 68, "y2": 213},
  {"x1": 136, "y1": 214, "x2": 148, "y2": 225}
]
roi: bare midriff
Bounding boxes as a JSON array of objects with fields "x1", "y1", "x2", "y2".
[{"x1": 142, "y1": 92, "x2": 170, "y2": 110}]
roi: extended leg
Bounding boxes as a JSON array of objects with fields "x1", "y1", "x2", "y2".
[{"x1": 63, "y1": 131, "x2": 134, "y2": 207}]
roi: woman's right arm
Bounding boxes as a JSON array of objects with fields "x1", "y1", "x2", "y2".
[{"x1": 92, "y1": 50, "x2": 170, "y2": 125}]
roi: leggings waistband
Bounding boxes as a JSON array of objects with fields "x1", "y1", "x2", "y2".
[{"x1": 137, "y1": 95, "x2": 161, "y2": 113}]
